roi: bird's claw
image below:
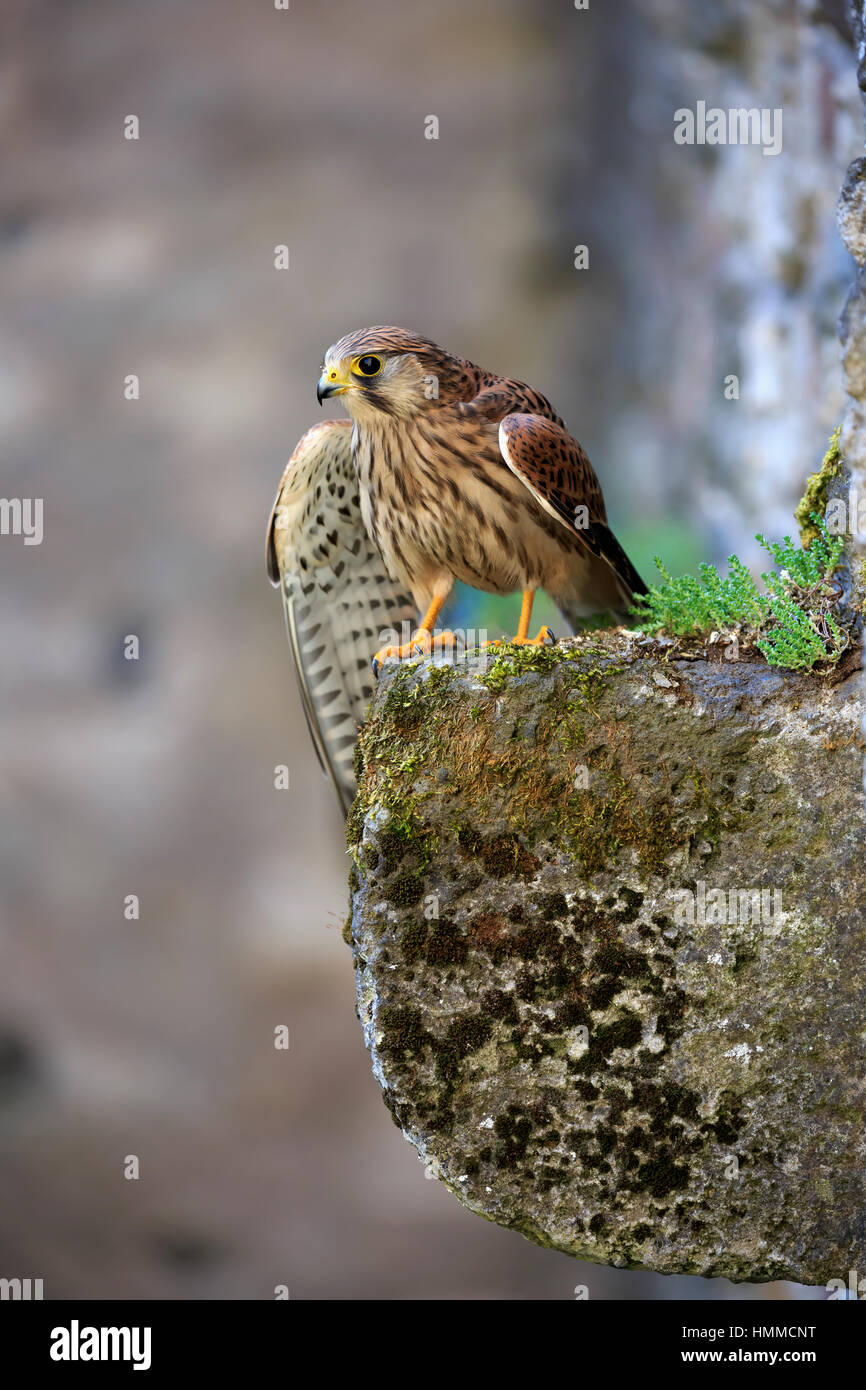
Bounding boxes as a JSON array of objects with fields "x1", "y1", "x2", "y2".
[{"x1": 371, "y1": 629, "x2": 457, "y2": 677}]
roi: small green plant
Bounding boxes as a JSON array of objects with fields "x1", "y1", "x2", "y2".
[{"x1": 631, "y1": 515, "x2": 847, "y2": 671}]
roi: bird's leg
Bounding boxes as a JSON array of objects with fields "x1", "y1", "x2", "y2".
[
  {"x1": 372, "y1": 596, "x2": 457, "y2": 676},
  {"x1": 486, "y1": 589, "x2": 556, "y2": 649}
]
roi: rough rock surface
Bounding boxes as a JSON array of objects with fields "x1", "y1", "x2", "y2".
[{"x1": 347, "y1": 632, "x2": 865, "y2": 1284}]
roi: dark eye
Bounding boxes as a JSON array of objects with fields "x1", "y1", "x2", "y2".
[{"x1": 355, "y1": 355, "x2": 383, "y2": 377}]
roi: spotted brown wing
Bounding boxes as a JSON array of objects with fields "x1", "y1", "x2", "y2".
[
  {"x1": 267, "y1": 420, "x2": 418, "y2": 815},
  {"x1": 498, "y1": 413, "x2": 647, "y2": 602}
]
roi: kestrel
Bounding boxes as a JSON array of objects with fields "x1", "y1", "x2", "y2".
[{"x1": 268, "y1": 326, "x2": 646, "y2": 811}]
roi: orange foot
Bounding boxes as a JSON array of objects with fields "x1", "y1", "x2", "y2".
[
  {"x1": 372, "y1": 628, "x2": 458, "y2": 677},
  {"x1": 485, "y1": 626, "x2": 557, "y2": 650},
  {"x1": 482, "y1": 591, "x2": 557, "y2": 651}
]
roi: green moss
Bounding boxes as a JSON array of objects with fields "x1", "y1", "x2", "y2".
[
  {"x1": 633, "y1": 1152, "x2": 690, "y2": 1198},
  {"x1": 704, "y1": 1089, "x2": 745, "y2": 1147},
  {"x1": 378, "y1": 1005, "x2": 431, "y2": 1062},
  {"x1": 424, "y1": 1104, "x2": 456, "y2": 1134},
  {"x1": 539, "y1": 746, "x2": 712, "y2": 880},
  {"x1": 492, "y1": 1111, "x2": 534, "y2": 1168},
  {"x1": 346, "y1": 661, "x2": 462, "y2": 855},
  {"x1": 434, "y1": 1012, "x2": 494, "y2": 1083},
  {"x1": 795, "y1": 426, "x2": 842, "y2": 547},
  {"x1": 399, "y1": 918, "x2": 427, "y2": 963},
  {"x1": 554, "y1": 998, "x2": 592, "y2": 1029},
  {"x1": 537, "y1": 1163, "x2": 567, "y2": 1193},
  {"x1": 513, "y1": 918, "x2": 567, "y2": 961},
  {"x1": 593, "y1": 938, "x2": 650, "y2": 980},
  {"x1": 733, "y1": 942, "x2": 758, "y2": 972},
  {"x1": 384, "y1": 871, "x2": 426, "y2": 908},
  {"x1": 345, "y1": 799, "x2": 365, "y2": 854},
  {"x1": 656, "y1": 1082, "x2": 701, "y2": 1123},
  {"x1": 456, "y1": 826, "x2": 539, "y2": 879},
  {"x1": 469, "y1": 913, "x2": 515, "y2": 959},
  {"x1": 535, "y1": 890, "x2": 570, "y2": 920},
  {"x1": 349, "y1": 640, "x2": 680, "y2": 889},
  {"x1": 352, "y1": 739, "x2": 365, "y2": 787},
  {"x1": 477, "y1": 641, "x2": 573, "y2": 692},
  {"x1": 480, "y1": 988, "x2": 519, "y2": 1022},
  {"x1": 589, "y1": 1015, "x2": 643, "y2": 1059},
  {"x1": 613, "y1": 888, "x2": 645, "y2": 923},
  {"x1": 656, "y1": 992, "x2": 688, "y2": 1044},
  {"x1": 423, "y1": 918, "x2": 468, "y2": 966}
]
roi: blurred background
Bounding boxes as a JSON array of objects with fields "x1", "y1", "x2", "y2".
[{"x1": 0, "y1": 0, "x2": 858, "y2": 1298}]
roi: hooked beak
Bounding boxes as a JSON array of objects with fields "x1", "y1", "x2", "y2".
[{"x1": 317, "y1": 369, "x2": 350, "y2": 404}]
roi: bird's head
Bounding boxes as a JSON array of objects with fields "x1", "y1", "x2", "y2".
[{"x1": 317, "y1": 326, "x2": 461, "y2": 421}]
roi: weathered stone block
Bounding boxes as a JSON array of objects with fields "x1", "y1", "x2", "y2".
[{"x1": 347, "y1": 635, "x2": 864, "y2": 1284}]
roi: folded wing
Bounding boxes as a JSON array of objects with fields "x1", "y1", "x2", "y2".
[{"x1": 497, "y1": 413, "x2": 647, "y2": 608}]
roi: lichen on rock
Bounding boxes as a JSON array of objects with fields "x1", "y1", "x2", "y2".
[{"x1": 346, "y1": 631, "x2": 865, "y2": 1284}]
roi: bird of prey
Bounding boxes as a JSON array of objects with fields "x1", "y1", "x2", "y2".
[{"x1": 268, "y1": 327, "x2": 646, "y2": 811}]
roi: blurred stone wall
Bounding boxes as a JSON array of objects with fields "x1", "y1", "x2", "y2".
[{"x1": 537, "y1": 0, "x2": 858, "y2": 566}]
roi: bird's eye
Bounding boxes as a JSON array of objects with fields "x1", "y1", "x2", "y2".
[{"x1": 354, "y1": 355, "x2": 383, "y2": 378}]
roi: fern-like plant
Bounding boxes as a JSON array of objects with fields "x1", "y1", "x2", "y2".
[{"x1": 631, "y1": 516, "x2": 847, "y2": 671}]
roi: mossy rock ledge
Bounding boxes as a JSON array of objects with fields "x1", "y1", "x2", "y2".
[{"x1": 346, "y1": 630, "x2": 865, "y2": 1284}]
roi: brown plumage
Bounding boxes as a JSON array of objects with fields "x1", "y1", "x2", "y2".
[{"x1": 316, "y1": 327, "x2": 646, "y2": 657}]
